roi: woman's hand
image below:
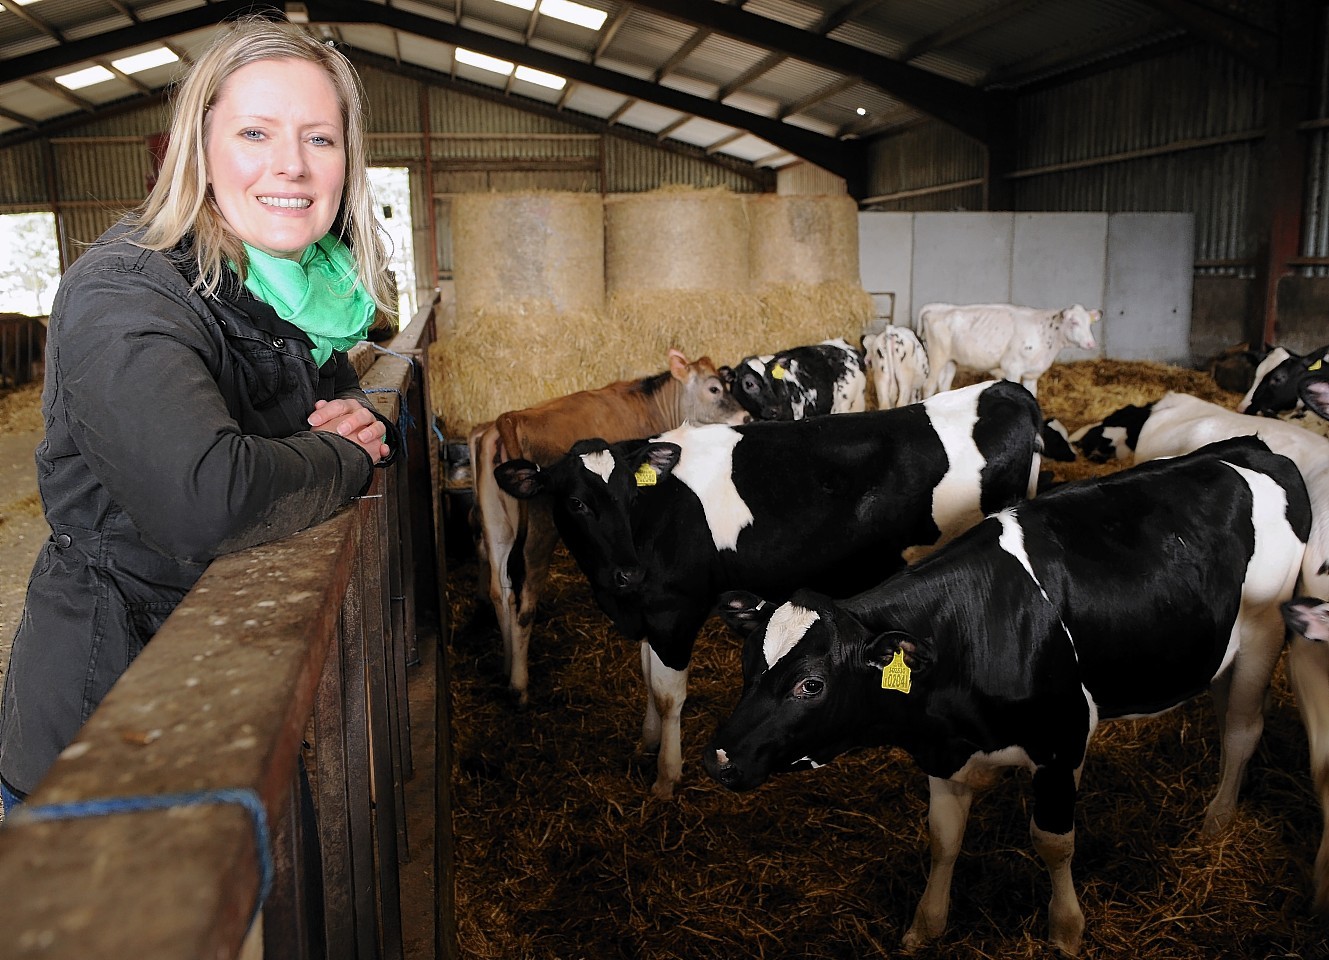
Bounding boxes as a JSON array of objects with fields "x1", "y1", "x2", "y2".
[{"x1": 308, "y1": 398, "x2": 389, "y2": 463}]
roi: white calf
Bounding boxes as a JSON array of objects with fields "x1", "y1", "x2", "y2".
[{"x1": 920, "y1": 302, "x2": 1099, "y2": 398}]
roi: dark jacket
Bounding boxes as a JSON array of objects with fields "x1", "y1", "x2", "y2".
[{"x1": 0, "y1": 222, "x2": 395, "y2": 796}]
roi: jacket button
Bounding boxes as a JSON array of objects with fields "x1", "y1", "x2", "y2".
[
  {"x1": 54, "y1": 534, "x2": 72, "y2": 548},
  {"x1": 273, "y1": 338, "x2": 284, "y2": 348}
]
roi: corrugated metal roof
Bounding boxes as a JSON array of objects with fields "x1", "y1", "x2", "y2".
[{"x1": 0, "y1": 0, "x2": 1273, "y2": 173}]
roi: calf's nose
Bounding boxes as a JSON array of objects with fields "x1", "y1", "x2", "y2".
[
  {"x1": 702, "y1": 746, "x2": 738, "y2": 786},
  {"x1": 613, "y1": 566, "x2": 645, "y2": 590}
]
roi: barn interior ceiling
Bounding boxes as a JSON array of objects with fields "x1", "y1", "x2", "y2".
[{"x1": 0, "y1": 0, "x2": 1282, "y2": 179}]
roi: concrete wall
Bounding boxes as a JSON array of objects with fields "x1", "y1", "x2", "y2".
[{"x1": 860, "y1": 211, "x2": 1195, "y2": 364}]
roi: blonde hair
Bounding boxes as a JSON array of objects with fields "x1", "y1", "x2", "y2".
[{"x1": 133, "y1": 15, "x2": 397, "y2": 330}]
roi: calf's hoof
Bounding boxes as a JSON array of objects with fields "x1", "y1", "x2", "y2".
[
  {"x1": 506, "y1": 685, "x2": 530, "y2": 710},
  {"x1": 900, "y1": 919, "x2": 940, "y2": 952},
  {"x1": 649, "y1": 777, "x2": 677, "y2": 800}
]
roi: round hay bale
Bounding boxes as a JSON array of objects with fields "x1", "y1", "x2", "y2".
[
  {"x1": 605, "y1": 187, "x2": 750, "y2": 294},
  {"x1": 759, "y1": 281, "x2": 874, "y2": 349},
  {"x1": 605, "y1": 289, "x2": 766, "y2": 370},
  {"x1": 431, "y1": 299, "x2": 642, "y2": 436},
  {"x1": 452, "y1": 191, "x2": 604, "y2": 315},
  {"x1": 747, "y1": 194, "x2": 860, "y2": 286}
]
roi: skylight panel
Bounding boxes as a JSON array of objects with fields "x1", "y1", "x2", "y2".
[
  {"x1": 539, "y1": 0, "x2": 607, "y2": 30},
  {"x1": 55, "y1": 65, "x2": 115, "y2": 90},
  {"x1": 112, "y1": 48, "x2": 180, "y2": 75},
  {"x1": 514, "y1": 66, "x2": 566, "y2": 90},
  {"x1": 455, "y1": 48, "x2": 515, "y2": 75}
]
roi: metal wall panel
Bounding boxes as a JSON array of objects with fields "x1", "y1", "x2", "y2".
[
  {"x1": 863, "y1": 125, "x2": 984, "y2": 205},
  {"x1": 53, "y1": 140, "x2": 151, "y2": 209},
  {"x1": 601, "y1": 137, "x2": 765, "y2": 194},
  {"x1": 0, "y1": 140, "x2": 49, "y2": 207},
  {"x1": 1301, "y1": 9, "x2": 1329, "y2": 275}
]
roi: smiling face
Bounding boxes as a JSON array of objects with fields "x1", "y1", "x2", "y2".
[{"x1": 205, "y1": 58, "x2": 346, "y2": 259}]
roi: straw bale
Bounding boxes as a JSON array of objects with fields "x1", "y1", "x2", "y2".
[
  {"x1": 604, "y1": 289, "x2": 766, "y2": 371},
  {"x1": 0, "y1": 382, "x2": 42, "y2": 435},
  {"x1": 758, "y1": 281, "x2": 874, "y2": 350},
  {"x1": 430, "y1": 300, "x2": 642, "y2": 437},
  {"x1": 446, "y1": 359, "x2": 1329, "y2": 960},
  {"x1": 747, "y1": 194, "x2": 860, "y2": 286},
  {"x1": 605, "y1": 187, "x2": 751, "y2": 294},
  {"x1": 452, "y1": 191, "x2": 605, "y2": 316}
]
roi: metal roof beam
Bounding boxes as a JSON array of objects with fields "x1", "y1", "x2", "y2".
[
  {"x1": 897, "y1": 0, "x2": 1043, "y2": 63},
  {"x1": 0, "y1": 0, "x2": 64, "y2": 42},
  {"x1": 0, "y1": 0, "x2": 260, "y2": 86},
  {"x1": 778, "y1": 76, "x2": 857, "y2": 120},
  {"x1": 623, "y1": 0, "x2": 1002, "y2": 143},
  {"x1": 0, "y1": 104, "x2": 40, "y2": 130},
  {"x1": 1133, "y1": 0, "x2": 1278, "y2": 73},
  {"x1": 304, "y1": 0, "x2": 855, "y2": 179}
]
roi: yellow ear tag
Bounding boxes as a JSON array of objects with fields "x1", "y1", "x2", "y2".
[
  {"x1": 881, "y1": 650, "x2": 911, "y2": 694},
  {"x1": 1310, "y1": 358, "x2": 1324, "y2": 372},
  {"x1": 771, "y1": 364, "x2": 786, "y2": 380},
  {"x1": 634, "y1": 463, "x2": 658, "y2": 487}
]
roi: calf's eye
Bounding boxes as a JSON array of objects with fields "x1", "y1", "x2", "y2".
[
  {"x1": 793, "y1": 677, "x2": 824, "y2": 699},
  {"x1": 567, "y1": 498, "x2": 589, "y2": 515}
]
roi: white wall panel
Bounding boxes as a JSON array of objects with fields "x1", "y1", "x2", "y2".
[
  {"x1": 1012, "y1": 212, "x2": 1108, "y2": 360},
  {"x1": 910, "y1": 212, "x2": 1013, "y2": 324},
  {"x1": 1104, "y1": 214, "x2": 1194, "y2": 362},
  {"x1": 857, "y1": 211, "x2": 912, "y2": 331}
]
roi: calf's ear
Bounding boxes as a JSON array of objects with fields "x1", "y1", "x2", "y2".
[
  {"x1": 862, "y1": 630, "x2": 934, "y2": 679},
  {"x1": 718, "y1": 590, "x2": 775, "y2": 637},
  {"x1": 493, "y1": 459, "x2": 545, "y2": 499},
  {"x1": 1284, "y1": 597, "x2": 1329, "y2": 642},
  {"x1": 633, "y1": 442, "x2": 682, "y2": 483},
  {"x1": 1300, "y1": 376, "x2": 1329, "y2": 420}
]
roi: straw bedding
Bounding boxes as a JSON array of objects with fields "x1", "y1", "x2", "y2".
[{"x1": 445, "y1": 360, "x2": 1329, "y2": 959}]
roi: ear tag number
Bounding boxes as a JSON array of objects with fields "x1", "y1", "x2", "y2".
[
  {"x1": 1311, "y1": 359, "x2": 1324, "y2": 372},
  {"x1": 634, "y1": 463, "x2": 658, "y2": 487},
  {"x1": 881, "y1": 650, "x2": 911, "y2": 694},
  {"x1": 771, "y1": 364, "x2": 786, "y2": 380}
]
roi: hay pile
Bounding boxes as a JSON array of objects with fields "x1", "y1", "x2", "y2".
[
  {"x1": 444, "y1": 360, "x2": 1329, "y2": 959},
  {"x1": 0, "y1": 382, "x2": 42, "y2": 435},
  {"x1": 432, "y1": 187, "x2": 871, "y2": 436}
]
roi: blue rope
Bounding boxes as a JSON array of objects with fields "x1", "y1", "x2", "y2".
[
  {"x1": 368, "y1": 343, "x2": 417, "y2": 366},
  {"x1": 431, "y1": 418, "x2": 445, "y2": 443},
  {"x1": 9, "y1": 788, "x2": 273, "y2": 933}
]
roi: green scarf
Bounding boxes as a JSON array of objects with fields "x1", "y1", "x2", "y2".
[{"x1": 240, "y1": 234, "x2": 376, "y2": 367}]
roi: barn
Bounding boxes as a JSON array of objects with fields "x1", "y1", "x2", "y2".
[{"x1": 1, "y1": 1, "x2": 1329, "y2": 958}]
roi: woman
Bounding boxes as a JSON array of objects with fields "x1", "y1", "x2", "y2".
[{"x1": 0, "y1": 17, "x2": 399, "y2": 809}]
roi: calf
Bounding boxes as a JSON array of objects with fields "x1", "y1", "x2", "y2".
[
  {"x1": 1068, "y1": 403, "x2": 1153, "y2": 462},
  {"x1": 1238, "y1": 344, "x2": 1329, "y2": 416},
  {"x1": 724, "y1": 338, "x2": 866, "y2": 420},
  {"x1": 494, "y1": 379, "x2": 1044, "y2": 797},
  {"x1": 704, "y1": 437, "x2": 1310, "y2": 955},
  {"x1": 920, "y1": 301, "x2": 1099, "y2": 398},
  {"x1": 1127, "y1": 391, "x2": 1329, "y2": 910},
  {"x1": 469, "y1": 349, "x2": 747, "y2": 705},
  {"x1": 862, "y1": 325, "x2": 929, "y2": 409}
]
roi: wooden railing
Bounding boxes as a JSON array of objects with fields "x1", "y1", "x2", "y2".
[{"x1": 0, "y1": 294, "x2": 455, "y2": 960}]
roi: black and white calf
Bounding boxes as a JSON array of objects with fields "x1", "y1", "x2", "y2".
[
  {"x1": 494, "y1": 379, "x2": 1044, "y2": 797},
  {"x1": 704, "y1": 437, "x2": 1310, "y2": 955},
  {"x1": 1238, "y1": 344, "x2": 1329, "y2": 416},
  {"x1": 724, "y1": 338, "x2": 866, "y2": 421},
  {"x1": 1068, "y1": 403, "x2": 1152, "y2": 462}
]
